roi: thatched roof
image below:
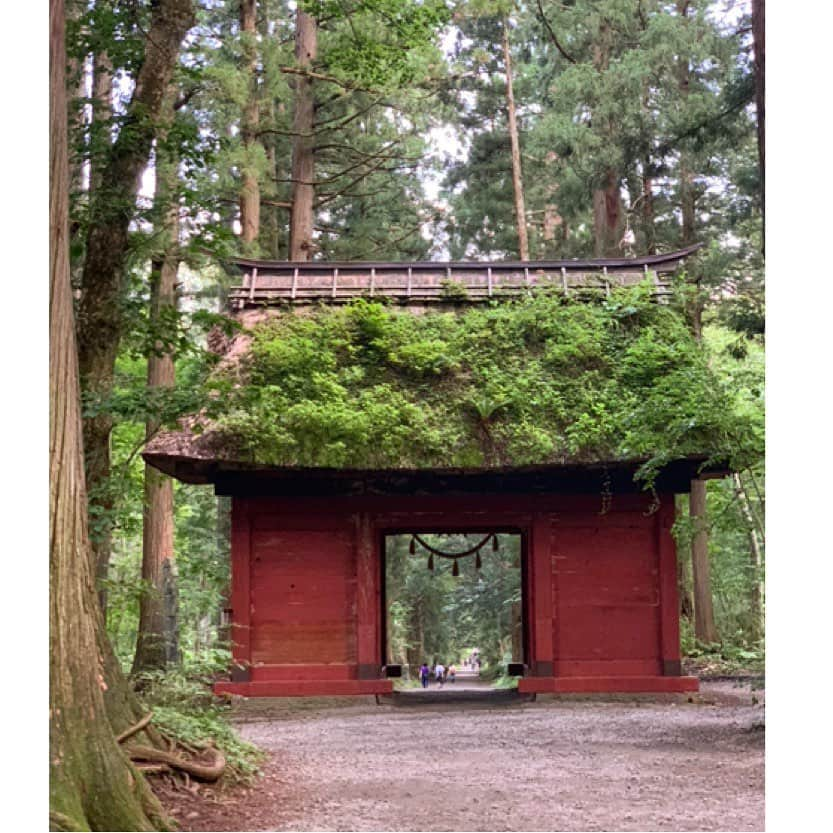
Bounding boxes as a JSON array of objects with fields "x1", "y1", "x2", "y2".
[{"x1": 143, "y1": 263, "x2": 749, "y2": 493}]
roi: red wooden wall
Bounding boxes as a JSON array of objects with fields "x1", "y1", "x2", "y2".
[{"x1": 214, "y1": 492, "x2": 697, "y2": 697}]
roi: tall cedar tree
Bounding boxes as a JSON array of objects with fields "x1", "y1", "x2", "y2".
[
  {"x1": 76, "y1": 0, "x2": 195, "y2": 608},
  {"x1": 50, "y1": 1, "x2": 169, "y2": 827},
  {"x1": 677, "y1": 0, "x2": 718, "y2": 644},
  {"x1": 501, "y1": 16, "x2": 530, "y2": 260},
  {"x1": 133, "y1": 86, "x2": 182, "y2": 675},
  {"x1": 240, "y1": 0, "x2": 262, "y2": 250},
  {"x1": 289, "y1": 8, "x2": 318, "y2": 259}
]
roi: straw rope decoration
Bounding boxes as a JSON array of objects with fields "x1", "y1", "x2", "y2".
[{"x1": 409, "y1": 534, "x2": 499, "y2": 576}]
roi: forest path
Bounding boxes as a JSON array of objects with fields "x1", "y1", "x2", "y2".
[
  {"x1": 404, "y1": 674, "x2": 492, "y2": 693},
  {"x1": 167, "y1": 681, "x2": 764, "y2": 832}
]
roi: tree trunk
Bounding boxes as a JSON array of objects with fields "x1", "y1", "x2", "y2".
[
  {"x1": 90, "y1": 48, "x2": 113, "y2": 198},
  {"x1": 689, "y1": 479, "x2": 718, "y2": 644},
  {"x1": 258, "y1": 0, "x2": 282, "y2": 258},
  {"x1": 76, "y1": 0, "x2": 195, "y2": 606},
  {"x1": 66, "y1": 0, "x2": 87, "y2": 207},
  {"x1": 50, "y1": 4, "x2": 168, "y2": 826},
  {"x1": 592, "y1": 169, "x2": 624, "y2": 257},
  {"x1": 240, "y1": 0, "x2": 261, "y2": 250},
  {"x1": 591, "y1": 20, "x2": 623, "y2": 257},
  {"x1": 501, "y1": 18, "x2": 529, "y2": 261},
  {"x1": 733, "y1": 473, "x2": 765, "y2": 639},
  {"x1": 641, "y1": 161, "x2": 656, "y2": 254},
  {"x1": 289, "y1": 9, "x2": 317, "y2": 260},
  {"x1": 216, "y1": 494, "x2": 233, "y2": 646},
  {"x1": 752, "y1": 0, "x2": 764, "y2": 229},
  {"x1": 133, "y1": 89, "x2": 181, "y2": 675},
  {"x1": 87, "y1": 46, "x2": 115, "y2": 614},
  {"x1": 677, "y1": 0, "x2": 697, "y2": 249},
  {"x1": 678, "y1": 554, "x2": 694, "y2": 621},
  {"x1": 511, "y1": 600, "x2": 523, "y2": 662},
  {"x1": 675, "y1": 0, "x2": 717, "y2": 646}
]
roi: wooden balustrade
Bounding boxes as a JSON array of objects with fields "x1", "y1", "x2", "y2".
[{"x1": 224, "y1": 245, "x2": 701, "y2": 310}]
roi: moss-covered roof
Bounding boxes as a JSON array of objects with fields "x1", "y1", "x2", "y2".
[{"x1": 145, "y1": 283, "x2": 755, "y2": 485}]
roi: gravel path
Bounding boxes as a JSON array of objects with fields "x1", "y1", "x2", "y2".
[{"x1": 171, "y1": 682, "x2": 764, "y2": 832}]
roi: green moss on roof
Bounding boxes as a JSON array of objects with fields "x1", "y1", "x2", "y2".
[{"x1": 211, "y1": 284, "x2": 754, "y2": 481}]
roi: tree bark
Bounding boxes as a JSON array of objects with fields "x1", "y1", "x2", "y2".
[
  {"x1": 501, "y1": 18, "x2": 529, "y2": 261},
  {"x1": 677, "y1": 0, "x2": 697, "y2": 249},
  {"x1": 733, "y1": 473, "x2": 765, "y2": 639},
  {"x1": 133, "y1": 88, "x2": 181, "y2": 675},
  {"x1": 90, "y1": 48, "x2": 113, "y2": 198},
  {"x1": 87, "y1": 46, "x2": 116, "y2": 613},
  {"x1": 751, "y1": 0, "x2": 764, "y2": 229},
  {"x1": 592, "y1": 168, "x2": 624, "y2": 257},
  {"x1": 641, "y1": 158, "x2": 656, "y2": 254},
  {"x1": 258, "y1": 0, "x2": 282, "y2": 258},
  {"x1": 289, "y1": 9, "x2": 318, "y2": 260},
  {"x1": 66, "y1": 0, "x2": 87, "y2": 206},
  {"x1": 675, "y1": 1, "x2": 718, "y2": 645},
  {"x1": 240, "y1": 0, "x2": 261, "y2": 249},
  {"x1": 216, "y1": 494, "x2": 233, "y2": 646},
  {"x1": 591, "y1": 19, "x2": 623, "y2": 257},
  {"x1": 76, "y1": 0, "x2": 195, "y2": 605},
  {"x1": 511, "y1": 600, "x2": 523, "y2": 662},
  {"x1": 50, "y1": 3, "x2": 168, "y2": 826},
  {"x1": 689, "y1": 479, "x2": 718, "y2": 644}
]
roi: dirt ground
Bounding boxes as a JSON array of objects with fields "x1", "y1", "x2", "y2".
[{"x1": 159, "y1": 681, "x2": 764, "y2": 832}]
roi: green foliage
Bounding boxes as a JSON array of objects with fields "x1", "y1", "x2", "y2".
[
  {"x1": 304, "y1": 0, "x2": 451, "y2": 87},
  {"x1": 212, "y1": 287, "x2": 755, "y2": 482},
  {"x1": 134, "y1": 670, "x2": 263, "y2": 783}
]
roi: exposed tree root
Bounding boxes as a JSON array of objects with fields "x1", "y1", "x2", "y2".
[
  {"x1": 114, "y1": 710, "x2": 227, "y2": 784},
  {"x1": 49, "y1": 809, "x2": 84, "y2": 832},
  {"x1": 135, "y1": 763, "x2": 171, "y2": 775},
  {"x1": 129, "y1": 744, "x2": 226, "y2": 782},
  {"x1": 116, "y1": 711, "x2": 154, "y2": 744}
]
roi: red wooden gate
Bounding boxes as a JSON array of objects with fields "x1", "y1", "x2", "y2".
[{"x1": 215, "y1": 491, "x2": 697, "y2": 696}]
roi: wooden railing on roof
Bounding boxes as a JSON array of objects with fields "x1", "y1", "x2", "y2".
[{"x1": 225, "y1": 244, "x2": 701, "y2": 310}]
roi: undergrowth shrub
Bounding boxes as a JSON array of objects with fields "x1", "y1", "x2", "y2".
[{"x1": 134, "y1": 670, "x2": 263, "y2": 783}]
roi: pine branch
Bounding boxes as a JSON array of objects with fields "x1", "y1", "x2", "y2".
[{"x1": 535, "y1": 0, "x2": 577, "y2": 64}]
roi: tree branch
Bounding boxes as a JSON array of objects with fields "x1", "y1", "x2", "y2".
[{"x1": 535, "y1": 0, "x2": 577, "y2": 64}]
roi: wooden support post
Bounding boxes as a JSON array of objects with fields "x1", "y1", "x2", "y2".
[
  {"x1": 239, "y1": 272, "x2": 249, "y2": 310},
  {"x1": 355, "y1": 514, "x2": 380, "y2": 680},
  {"x1": 370, "y1": 267, "x2": 376, "y2": 296},
  {"x1": 561, "y1": 266, "x2": 568, "y2": 296},
  {"x1": 332, "y1": 267, "x2": 339, "y2": 299},
  {"x1": 603, "y1": 265, "x2": 610, "y2": 298},
  {"x1": 229, "y1": 499, "x2": 252, "y2": 681},
  {"x1": 531, "y1": 514, "x2": 554, "y2": 676},
  {"x1": 487, "y1": 266, "x2": 493, "y2": 297},
  {"x1": 291, "y1": 266, "x2": 298, "y2": 300},
  {"x1": 407, "y1": 266, "x2": 413, "y2": 297},
  {"x1": 657, "y1": 497, "x2": 682, "y2": 676},
  {"x1": 248, "y1": 267, "x2": 258, "y2": 303}
]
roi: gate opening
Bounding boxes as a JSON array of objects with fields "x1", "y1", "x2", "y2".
[{"x1": 381, "y1": 531, "x2": 525, "y2": 691}]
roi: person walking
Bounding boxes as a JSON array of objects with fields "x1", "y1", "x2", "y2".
[
  {"x1": 419, "y1": 663, "x2": 430, "y2": 688},
  {"x1": 448, "y1": 663, "x2": 456, "y2": 683},
  {"x1": 435, "y1": 661, "x2": 445, "y2": 687}
]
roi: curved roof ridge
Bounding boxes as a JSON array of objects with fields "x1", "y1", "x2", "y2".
[{"x1": 225, "y1": 242, "x2": 704, "y2": 272}]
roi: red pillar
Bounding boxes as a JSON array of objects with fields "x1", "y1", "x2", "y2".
[
  {"x1": 355, "y1": 513, "x2": 380, "y2": 679},
  {"x1": 657, "y1": 496, "x2": 682, "y2": 676},
  {"x1": 530, "y1": 514, "x2": 554, "y2": 677}
]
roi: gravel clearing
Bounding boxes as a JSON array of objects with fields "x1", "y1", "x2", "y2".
[{"x1": 170, "y1": 681, "x2": 764, "y2": 832}]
